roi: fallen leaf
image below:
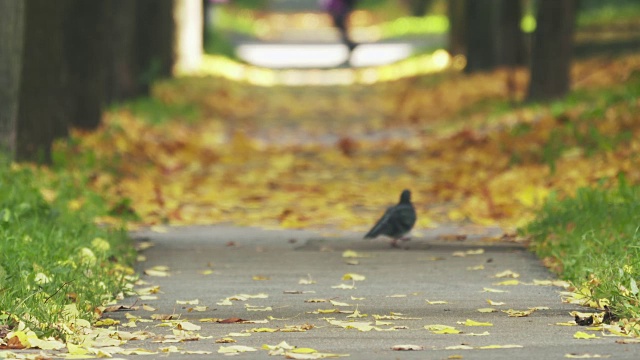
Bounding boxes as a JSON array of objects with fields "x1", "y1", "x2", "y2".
[
  {"x1": 425, "y1": 324, "x2": 461, "y2": 334},
  {"x1": 467, "y1": 331, "x2": 491, "y2": 336},
  {"x1": 426, "y1": 300, "x2": 448, "y2": 305},
  {"x1": 342, "y1": 273, "x2": 365, "y2": 281},
  {"x1": 176, "y1": 299, "x2": 199, "y2": 305},
  {"x1": 486, "y1": 299, "x2": 505, "y2": 306},
  {"x1": 332, "y1": 283, "x2": 356, "y2": 290},
  {"x1": 477, "y1": 308, "x2": 498, "y2": 313},
  {"x1": 574, "y1": 331, "x2": 599, "y2": 339},
  {"x1": 218, "y1": 345, "x2": 258, "y2": 354},
  {"x1": 329, "y1": 300, "x2": 351, "y2": 307},
  {"x1": 493, "y1": 270, "x2": 520, "y2": 278},
  {"x1": 218, "y1": 317, "x2": 246, "y2": 324},
  {"x1": 502, "y1": 309, "x2": 536, "y2": 317},
  {"x1": 493, "y1": 279, "x2": 520, "y2": 286},
  {"x1": 565, "y1": 354, "x2": 611, "y2": 358},
  {"x1": 460, "y1": 319, "x2": 493, "y2": 327},
  {"x1": 391, "y1": 344, "x2": 424, "y2": 351},
  {"x1": 215, "y1": 338, "x2": 236, "y2": 343},
  {"x1": 342, "y1": 250, "x2": 369, "y2": 258}
]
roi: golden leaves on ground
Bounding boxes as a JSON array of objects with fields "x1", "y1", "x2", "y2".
[{"x1": 58, "y1": 54, "x2": 640, "y2": 230}]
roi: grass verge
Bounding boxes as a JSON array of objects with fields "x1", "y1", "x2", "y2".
[
  {"x1": 0, "y1": 157, "x2": 134, "y2": 340},
  {"x1": 524, "y1": 175, "x2": 640, "y2": 325}
]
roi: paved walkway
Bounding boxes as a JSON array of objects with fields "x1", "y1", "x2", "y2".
[{"x1": 103, "y1": 226, "x2": 637, "y2": 359}]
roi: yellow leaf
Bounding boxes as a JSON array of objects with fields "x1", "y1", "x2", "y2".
[
  {"x1": 249, "y1": 327, "x2": 278, "y2": 333},
  {"x1": 342, "y1": 273, "x2": 365, "y2": 281},
  {"x1": 503, "y1": 309, "x2": 536, "y2": 317},
  {"x1": 176, "y1": 321, "x2": 201, "y2": 331},
  {"x1": 176, "y1": 299, "x2": 199, "y2": 305},
  {"x1": 461, "y1": 319, "x2": 493, "y2": 327},
  {"x1": 332, "y1": 283, "x2": 356, "y2": 290},
  {"x1": 556, "y1": 321, "x2": 577, "y2": 326},
  {"x1": 330, "y1": 300, "x2": 351, "y2": 307},
  {"x1": 218, "y1": 345, "x2": 258, "y2": 353},
  {"x1": 343, "y1": 250, "x2": 370, "y2": 258},
  {"x1": 574, "y1": 331, "x2": 599, "y2": 339},
  {"x1": 291, "y1": 348, "x2": 318, "y2": 354},
  {"x1": 486, "y1": 299, "x2": 505, "y2": 306},
  {"x1": 493, "y1": 279, "x2": 520, "y2": 286},
  {"x1": 425, "y1": 325, "x2": 461, "y2": 334},
  {"x1": 493, "y1": 270, "x2": 520, "y2": 278},
  {"x1": 467, "y1": 331, "x2": 491, "y2": 336},
  {"x1": 28, "y1": 337, "x2": 65, "y2": 350},
  {"x1": 426, "y1": 300, "x2": 448, "y2": 305},
  {"x1": 564, "y1": 354, "x2": 611, "y2": 358},
  {"x1": 477, "y1": 308, "x2": 498, "y2": 313}
]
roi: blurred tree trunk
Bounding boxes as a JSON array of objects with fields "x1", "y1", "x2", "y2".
[
  {"x1": 0, "y1": 0, "x2": 25, "y2": 157},
  {"x1": 135, "y1": 0, "x2": 176, "y2": 95},
  {"x1": 496, "y1": 0, "x2": 525, "y2": 67},
  {"x1": 448, "y1": 0, "x2": 466, "y2": 57},
  {"x1": 464, "y1": 0, "x2": 525, "y2": 73},
  {"x1": 65, "y1": 0, "x2": 108, "y2": 130},
  {"x1": 104, "y1": 0, "x2": 140, "y2": 103},
  {"x1": 174, "y1": 0, "x2": 203, "y2": 74},
  {"x1": 104, "y1": 0, "x2": 177, "y2": 103},
  {"x1": 465, "y1": 0, "x2": 496, "y2": 72},
  {"x1": 16, "y1": 0, "x2": 70, "y2": 163},
  {"x1": 527, "y1": 0, "x2": 577, "y2": 101}
]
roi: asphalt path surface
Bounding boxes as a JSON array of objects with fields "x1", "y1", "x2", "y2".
[{"x1": 101, "y1": 226, "x2": 640, "y2": 359}]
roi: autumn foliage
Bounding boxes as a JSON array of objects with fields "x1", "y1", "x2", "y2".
[{"x1": 57, "y1": 53, "x2": 640, "y2": 231}]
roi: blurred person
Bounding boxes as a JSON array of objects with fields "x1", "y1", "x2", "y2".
[{"x1": 320, "y1": 0, "x2": 358, "y2": 54}]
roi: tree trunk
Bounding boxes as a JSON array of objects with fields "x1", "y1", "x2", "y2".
[
  {"x1": 104, "y1": 0, "x2": 140, "y2": 103},
  {"x1": 0, "y1": 0, "x2": 25, "y2": 158},
  {"x1": 135, "y1": 0, "x2": 176, "y2": 94},
  {"x1": 65, "y1": 0, "x2": 108, "y2": 130},
  {"x1": 464, "y1": 0, "x2": 526, "y2": 73},
  {"x1": 465, "y1": 0, "x2": 497, "y2": 73},
  {"x1": 448, "y1": 0, "x2": 466, "y2": 57},
  {"x1": 174, "y1": 0, "x2": 203, "y2": 74},
  {"x1": 527, "y1": 0, "x2": 577, "y2": 101},
  {"x1": 16, "y1": 0, "x2": 70, "y2": 163},
  {"x1": 495, "y1": 0, "x2": 525, "y2": 67}
]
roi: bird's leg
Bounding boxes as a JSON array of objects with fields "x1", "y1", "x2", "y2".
[{"x1": 390, "y1": 238, "x2": 401, "y2": 248}]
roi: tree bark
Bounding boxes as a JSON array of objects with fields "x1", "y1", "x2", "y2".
[
  {"x1": 16, "y1": 0, "x2": 70, "y2": 163},
  {"x1": 465, "y1": 0, "x2": 497, "y2": 73},
  {"x1": 448, "y1": 0, "x2": 466, "y2": 57},
  {"x1": 527, "y1": 0, "x2": 577, "y2": 101},
  {"x1": 65, "y1": 0, "x2": 109, "y2": 130},
  {"x1": 0, "y1": 0, "x2": 25, "y2": 158},
  {"x1": 135, "y1": 0, "x2": 176, "y2": 94},
  {"x1": 495, "y1": 0, "x2": 525, "y2": 67},
  {"x1": 104, "y1": 0, "x2": 143, "y2": 103},
  {"x1": 461, "y1": 0, "x2": 526, "y2": 73}
]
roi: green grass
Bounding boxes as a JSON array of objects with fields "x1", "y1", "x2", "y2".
[
  {"x1": 524, "y1": 175, "x2": 640, "y2": 323},
  {"x1": 110, "y1": 96, "x2": 201, "y2": 125},
  {"x1": 511, "y1": 74, "x2": 640, "y2": 172},
  {"x1": 0, "y1": 157, "x2": 134, "y2": 339}
]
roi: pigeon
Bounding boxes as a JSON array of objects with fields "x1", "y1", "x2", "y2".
[{"x1": 364, "y1": 189, "x2": 417, "y2": 247}]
